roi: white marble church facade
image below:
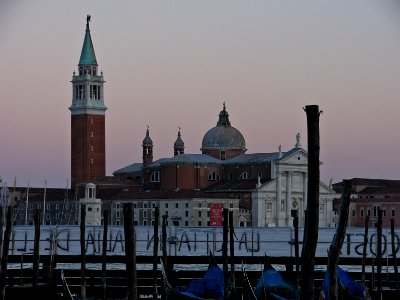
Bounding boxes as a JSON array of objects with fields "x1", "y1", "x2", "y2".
[{"x1": 251, "y1": 148, "x2": 336, "y2": 227}]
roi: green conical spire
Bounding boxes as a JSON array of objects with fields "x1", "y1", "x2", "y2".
[{"x1": 79, "y1": 15, "x2": 98, "y2": 66}]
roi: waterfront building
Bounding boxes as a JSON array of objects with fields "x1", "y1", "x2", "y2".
[{"x1": 333, "y1": 178, "x2": 400, "y2": 227}]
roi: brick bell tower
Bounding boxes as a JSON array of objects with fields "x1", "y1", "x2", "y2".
[{"x1": 70, "y1": 15, "x2": 107, "y2": 188}]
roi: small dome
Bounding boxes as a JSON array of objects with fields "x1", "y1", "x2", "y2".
[
  {"x1": 174, "y1": 129, "x2": 184, "y2": 148},
  {"x1": 201, "y1": 103, "x2": 246, "y2": 151},
  {"x1": 142, "y1": 127, "x2": 153, "y2": 146}
]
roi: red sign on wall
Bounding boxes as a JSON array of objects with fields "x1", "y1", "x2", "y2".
[{"x1": 210, "y1": 203, "x2": 223, "y2": 226}]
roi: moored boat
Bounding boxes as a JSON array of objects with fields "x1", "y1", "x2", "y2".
[
  {"x1": 161, "y1": 252, "x2": 224, "y2": 300},
  {"x1": 320, "y1": 266, "x2": 370, "y2": 300},
  {"x1": 253, "y1": 259, "x2": 298, "y2": 300}
]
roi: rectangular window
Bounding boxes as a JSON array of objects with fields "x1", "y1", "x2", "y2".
[
  {"x1": 143, "y1": 220, "x2": 147, "y2": 226},
  {"x1": 198, "y1": 203, "x2": 201, "y2": 208},
  {"x1": 56, "y1": 214, "x2": 59, "y2": 220},
  {"x1": 207, "y1": 211, "x2": 210, "y2": 217},
  {"x1": 46, "y1": 214, "x2": 50, "y2": 220},
  {"x1": 185, "y1": 203, "x2": 189, "y2": 208},
  {"x1": 165, "y1": 203, "x2": 168, "y2": 208},
  {"x1": 185, "y1": 221, "x2": 188, "y2": 226},
  {"x1": 47, "y1": 204, "x2": 50, "y2": 210},
  {"x1": 198, "y1": 221, "x2": 202, "y2": 226},
  {"x1": 198, "y1": 211, "x2": 201, "y2": 217},
  {"x1": 367, "y1": 209, "x2": 371, "y2": 216},
  {"x1": 144, "y1": 203, "x2": 147, "y2": 208},
  {"x1": 56, "y1": 204, "x2": 59, "y2": 210},
  {"x1": 144, "y1": 211, "x2": 147, "y2": 218},
  {"x1": 392, "y1": 209, "x2": 395, "y2": 217},
  {"x1": 88, "y1": 207, "x2": 92, "y2": 212},
  {"x1": 185, "y1": 211, "x2": 188, "y2": 217},
  {"x1": 175, "y1": 203, "x2": 179, "y2": 208},
  {"x1": 116, "y1": 211, "x2": 120, "y2": 218},
  {"x1": 360, "y1": 209, "x2": 364, "y2": 217},
  {"x1": 352, "y1": 209, "x2": 355, "y2": 217},
  {"x1": 116, "y1": 220, "x2": 120, "y2": 226}
]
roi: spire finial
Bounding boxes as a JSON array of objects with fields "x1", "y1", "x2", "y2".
[
  {"x1": 278, "y1": 144, "x2": 282, "y2": 158},
  {"x1": 86, "y1": 15, "x2": 91, "y2": 27},
  {"x1": 223, "y1": 102, "x2": 226, "y2": 111}
]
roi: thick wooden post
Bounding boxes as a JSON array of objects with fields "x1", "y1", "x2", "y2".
[
  {"x1": 327, "y1": 180, "x2": 351, "y2": 300},
  {"x1": 80, "y1": 204, "x2": 86, "y2": 300},
  {"x1": 291, "y1": 209, "x2": 300, "y2": 288},
  {"x1": 0, "y1": 207, "x2": 3, "y2": 266},
  {"x1": 391, "y1": 219, "x2": 399, "y2": 297},
  {"x1": 153, "y1": 207, "x2": 159, "y2": 300},
  {"x1": 0, "y1": 207, "x2": 13, "y2": 300},
  {"x1": 102, "y1": 210, "x2": 109, "y2": 300},
  {"x1": 33, "y1": 208, "x2": 41, "y2": 287},
  {"x1": 229, "y1": 210, "x2": 235, "y2": 298},
  {"x1": 361, "y1": 215, "x2": 369, "y2": 286},
  {"x1": 300, "y1": 105, "x2": 321, "y2": 300},
  {"x1": 222, "y1": 208, "x2": 229, "y2": 300},
  {"x1": 161, "y1": 215, "x2": 167, "y2": 300},
  {"x1": 124, "y1": 203, "x2": 137, "y2": 300},
  {"x1": 376, "y1": 208, "x2": 383, "y2": 300}
]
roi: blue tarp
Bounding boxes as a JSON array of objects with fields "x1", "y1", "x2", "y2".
[
  {"x1": 177, "y1": 264, "x2": 224, "y2": 300},
  {"x1": 254, "y1": 266, "x2": 298, "y2": 300},
  {"x1": 322, "y1": 266, "x2": 367, "y2": 300}
]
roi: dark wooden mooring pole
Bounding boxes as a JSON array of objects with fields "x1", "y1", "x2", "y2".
[
  {"x1": 391, "y1": 218, "x2": 399, "y2": 298},
  {"x1": 291, "y1": 209, "x2": 300, "y2": 289},
  {"x1": 153, "y1": 206, "x2": 159, "y2": 300},
  {"x1": 80, "y1": 204, "x2": 86, "y2": 300},
  {"x1": 33, "y1": 208, "x2": 41, "y2": 288},
  {"x1": 327, "y1": 180, "x2": 351, "y2": 300},
  {"x1": 161, "y1": 214, "x2": 167, "y2": 300},
  {"x1": 300, "y1": 105, "x2": 321, "y2": 300},
  {"x1": 0, "y1": 207, "x2": 3, "y2": 265},
  {"x1": 222, "y1": 208, "x2": 229, "y2": 300},
  {"x1": 0, "y1": 206, "x2": 13, "y2": 300},
  {"x1": 124, "y1": 203, "x2": 137, "y2": 300},
  {"x1": 229, "y1": 210, "x2": 235, "y2": 299},
  {"x1": 376, "y1": 208, "x2": 383, "y2": 300},
  {"x1": 102, "y1": 210, "x2": 109, "y2": 300},
  {"x1": 361, "y1": 215, "x2": 369, "y2": 286}
]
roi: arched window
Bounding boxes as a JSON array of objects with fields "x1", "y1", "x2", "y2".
[
  {"x1": 208, "y1": 172, "x2": 220, "y2": 181},
  {"x1": 239, "y1": 172, "x2": 250, "y2": 180},
  {"x1": 150, "y1": 171, "x2": 160, "y2": 182}
]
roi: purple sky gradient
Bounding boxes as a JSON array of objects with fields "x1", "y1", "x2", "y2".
[{"x1": 1, "y1": 1, "x2": 400, "y2": 188}]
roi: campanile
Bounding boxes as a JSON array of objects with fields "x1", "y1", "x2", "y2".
[{"x1": 70, "y1": 16, "x2": 107, "y2": 188}]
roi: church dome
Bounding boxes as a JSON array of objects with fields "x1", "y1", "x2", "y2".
[{"x1": 201, "y1": 103, "x2": 246, "y2": 151}]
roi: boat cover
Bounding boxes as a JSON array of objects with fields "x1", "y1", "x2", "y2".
[
  {"x1": 322, "y1": 266, "x2": 367, "y2": 300},
  {"x1": 176, "y1": 264, "x2": 224, "y2": 300},
  {"x1": 254, "y1": 266, "x2": 298, "y2": 299}
]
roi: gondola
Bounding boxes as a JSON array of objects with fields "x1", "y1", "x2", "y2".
[
  {"x1": 242, "y1": 258, "x2": 298, "y2": 300},
  {"x1": 252, "y1": 259, "x2": 298, "y2": 300},
  {"x1": 161, "y1": 252, "x2": 224, "y2": 300},
  {"x1": 320, "y1": 266, "x2": 370, "y2": 300}
]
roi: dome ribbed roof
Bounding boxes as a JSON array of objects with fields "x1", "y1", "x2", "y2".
[{"x1": 201, "y1": 103, "x2": 246, "y2": 151}]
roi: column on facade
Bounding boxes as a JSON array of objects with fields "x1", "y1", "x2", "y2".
[
  {"x1": 275, "y1": 167, "x2": 281, "y2": 227},
  {"x1": 286, "y1": 171, "x2": 292, "y2": 226}
]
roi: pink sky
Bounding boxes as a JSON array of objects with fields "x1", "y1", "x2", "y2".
[{"x1": 1, "y1": 1, "x2": 400, "y2": 188}]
